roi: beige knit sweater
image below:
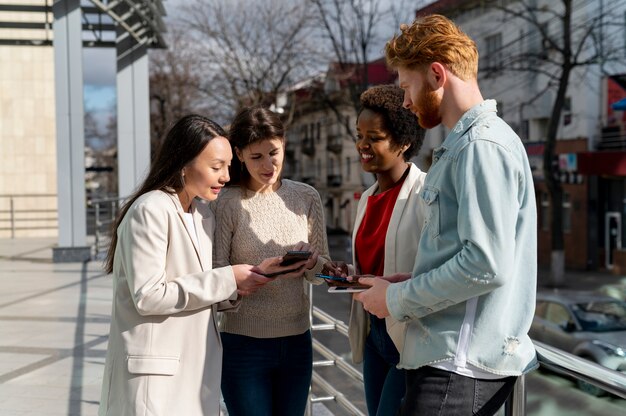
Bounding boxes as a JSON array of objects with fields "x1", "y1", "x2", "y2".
[{"x1": 211, "y1": 179, "x2": 329, "y2": 338}]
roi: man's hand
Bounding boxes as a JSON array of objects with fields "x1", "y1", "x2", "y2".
[{"x1": 354, "y1": 277, "x2": 391, "y2": 318}]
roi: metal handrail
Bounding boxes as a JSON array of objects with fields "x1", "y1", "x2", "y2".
[
  {"x1": 0, "y1": 194, "x2": 58, "y2": 238},
  {"x1": 308, "y1": 304, "x2": 626, "y2": 415},
  {"x1": 534, "y1": 341, "x2": 626, "y2": 399},
  {"x1": 87, "y1": 196, "x2": 126, "y2": 259},
  {"x1": 308, "y1": 305, "x2": 366, "y2": 416}
]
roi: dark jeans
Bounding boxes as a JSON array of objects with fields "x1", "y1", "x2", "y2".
[
  {"x1": 399, "y1": 366, "x2": 517, "y2": 416},
  {"x1": 220, "y1": 330, "x2": 313, "y2": 416},
  {"x1": 363, "y1": 315, "x2": 406, "y2": 416}
]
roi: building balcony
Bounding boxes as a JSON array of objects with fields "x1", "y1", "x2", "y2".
[
  {"x1": 327, "y1": 174, "x2": 342, "y2": 188},
  {"x1": 326, "y1": 135, "x2": 343, "y2": 154}
]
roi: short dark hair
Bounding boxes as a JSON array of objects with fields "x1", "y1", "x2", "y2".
[
  {"x1": 227, "y1": 106, "x2": 285, "y2": 185},
  {"x1": 105, "y1": 114, "x2": 226, "y2": 273},
  {"x1": 358, "y1": 84, "x2": 425, "y2": 160}
]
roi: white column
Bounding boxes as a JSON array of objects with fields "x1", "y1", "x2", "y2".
[
  {"x1": 52, "y1": 0, "x2": 90, "y2": 262},
  {"x1": 116, "y1": 32, "x2": 151, "y2": 199}
]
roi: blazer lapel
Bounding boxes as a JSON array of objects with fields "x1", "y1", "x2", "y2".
[
  {"x1": 167, "y1": 193, "x2": 204, "y2": 268},
  {"x1": 191, "y1": 199, "x2": 214, "y2": 271},
  {"x1": 385, "y1": 163, "x2": 418, "y2": 274}
]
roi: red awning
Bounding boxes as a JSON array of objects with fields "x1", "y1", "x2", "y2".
[{"x1": 577, "y1": 151, "x2": 626, "y2": 176}]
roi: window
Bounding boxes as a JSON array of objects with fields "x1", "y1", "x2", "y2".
[
  {"x1": 562, "y1": 192, "x2": 571, "y2": 233},
  {"x1": 346, "y1": 157, "x2": 351, "y2": 179},
  {"x1": 485, "y1": 33, "x2": 503, "y2": 72},
  {"x1": 541, "y1": 192, "x2": 550, "y2": 231},
  {"x1": 545, "y1": 303, "x2": 572, "y2": 327}
]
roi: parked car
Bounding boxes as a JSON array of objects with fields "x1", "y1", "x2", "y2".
[{"x1": 530, "y1": 290, "x2": 626, "y2": 396}]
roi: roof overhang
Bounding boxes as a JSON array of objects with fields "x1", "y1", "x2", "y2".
[{"x1": 0, "y1": 1, "x2": 166, "y2": 49}]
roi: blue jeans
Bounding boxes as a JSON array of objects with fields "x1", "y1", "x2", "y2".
[
  {"x1": 399, "y1": 366, "x2": 516, "y2": 416},
  {"x1": 220, "y1": 330, "x2": 313, "y2": 416},
  {"x1": 363, "y1": 315, "x2": 406, "y2": 416}
]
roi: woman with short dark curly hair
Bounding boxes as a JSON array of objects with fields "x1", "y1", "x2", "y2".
[{"x1": 323, "y1": 84, "x2": 426, "y2": 416}]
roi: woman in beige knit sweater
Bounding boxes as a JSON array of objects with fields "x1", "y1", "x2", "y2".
[{"x1": 211, "y1": 106, "x2": 329, "y2": 416}]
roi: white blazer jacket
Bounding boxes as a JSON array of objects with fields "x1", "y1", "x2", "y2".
[
  {"x1": 99, "y1": 191, "x2": 238, "y2": 416},
  {"x1": 348, "y1": 163, "x2": 427, "y2": 363}
]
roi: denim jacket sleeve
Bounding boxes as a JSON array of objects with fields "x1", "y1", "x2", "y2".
[{"x1": 387, "y1": 137, "x2": 523, "y2": 321}]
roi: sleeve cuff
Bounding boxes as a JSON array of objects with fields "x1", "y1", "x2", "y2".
[{"x1": 386, "y1": 281, "x2": 411, "y2": 322}]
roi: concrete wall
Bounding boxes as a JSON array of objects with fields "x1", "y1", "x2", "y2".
[{"x1": 0, "y1": 45, "x2": 57, "y2": 237}]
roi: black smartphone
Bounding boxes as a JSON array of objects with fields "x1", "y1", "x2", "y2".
[{"x1": 280, "y1": 250, "x2": 312, "y2": 266}]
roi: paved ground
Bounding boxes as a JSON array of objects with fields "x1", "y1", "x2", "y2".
[{"x1": 1, "y1": 237, "x2": 625, "y2": 416}]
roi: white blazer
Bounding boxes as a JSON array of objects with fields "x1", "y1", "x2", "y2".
[
  {"x1": 348, "y1": 163, "x2": 427, "y2": 363},
  {"x1": 99, "y1": 191, "x2": 238, "y2": 416}
]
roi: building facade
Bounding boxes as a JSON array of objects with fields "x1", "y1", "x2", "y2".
[{"x1": 0, "y1": 12, "x2": 57, "y2": 237}]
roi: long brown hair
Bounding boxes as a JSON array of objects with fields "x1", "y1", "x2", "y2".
[{"x1": 104, "y1": 115, "x2": 226, "y2": 273}]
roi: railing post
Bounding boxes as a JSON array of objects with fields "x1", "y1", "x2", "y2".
[
  {"x1": 305, "y1": 282, "x2": 313, "y2": 416},
  {"x1": 9, "y1": 197, "x2": 15, "y2": 239},
  {"x1": 504, "y1": 374, "x2": 526, "y2": 416},
  {"x1": 94, "y1": 202, "x2": 100, "y2": 258}
]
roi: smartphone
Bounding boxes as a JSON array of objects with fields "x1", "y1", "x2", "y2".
[
  {"x1": 280, "y1": 250, "x2": 312, "y2": 266},
  {"x1": 328, "y1": 286, "x2": 367, "y2": 293},
  {"x1": 315, "y1": 273, "x2": 349, "y2": 283},
  {"x1": 262, "y1": 267, "x2": 299, "y2": 278}
]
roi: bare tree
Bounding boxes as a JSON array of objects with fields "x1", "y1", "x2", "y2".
[
  {"x1": 179, "y1": 0, "x2": 320, "y2": 121},
  {"x1": 309, "y1": 0, "x2": 388, "y2": 133},
  {"x1": 486, "y1": 0, "x2": 624, "y2": 284},
  {"x1": 149, "y1": 25, "x2": 208, "y2": 154}
]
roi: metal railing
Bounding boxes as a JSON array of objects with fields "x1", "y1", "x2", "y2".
[
  {"x1": 308, "y1": 306, "x2": 366, "y2": 416},
  {"x1": 87, "y1": 196, "x2": 125, "y2": 259},
  {"x1": 307, "y1": 302, "x2": 626, "y2": 416},
  {"x1": 0, "y1": 194, "x2": 58, "y2": 238}
]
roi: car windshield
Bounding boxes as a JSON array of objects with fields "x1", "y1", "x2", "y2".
[{"x1": 571, "y1": 301, "x2": 626, "y2": 332}]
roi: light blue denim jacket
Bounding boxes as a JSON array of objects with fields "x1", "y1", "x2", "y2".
[{"x1": 386, "y1": 100, "x2": 538, "y2": 376}]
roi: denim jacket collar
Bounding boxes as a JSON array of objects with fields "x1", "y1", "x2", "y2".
[{"x1": 432, "y1": 100, "x2": 498, "y2": 163}]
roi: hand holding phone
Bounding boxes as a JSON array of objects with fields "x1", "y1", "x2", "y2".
[
  {"x1": 316, "y1": 273, "x2": 370, "y2": 290},
  {"x1": 279, "y1": 250, "x2": 312, "y2": 266},
  {"x1": 255, "y1": 253, "x2": 309, "y2": 278}
]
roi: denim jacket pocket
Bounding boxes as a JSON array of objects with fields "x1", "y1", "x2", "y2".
[{"x1": 420, "y1": 186, "x2": 441, "y2": 238}]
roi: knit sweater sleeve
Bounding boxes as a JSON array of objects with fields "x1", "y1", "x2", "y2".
[
  {"x1": 302, "y1": 185, "x2": 330, "y2": 284},
  {"x1": 211, "y1": 189, "x2": 238, "y2": 268}
]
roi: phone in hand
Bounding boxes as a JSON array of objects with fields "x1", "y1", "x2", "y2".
[{"x1": 280, "y1": 250, "x2": 312, "y2": 266}]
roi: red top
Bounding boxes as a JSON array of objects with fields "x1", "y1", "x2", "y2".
[{"x1": 355, "y1": 173, "x2": 407, "y2": 276}]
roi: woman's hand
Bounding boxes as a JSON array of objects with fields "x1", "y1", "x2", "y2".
[
  {"x1": 254, "y1": 256, "x2": 307, "y2": 278},
  {"x1": 321, "y1": 261, "x2": 348, "y2": 277},
  {"x1": 231, "y1": 264, "x2": 273, "y2": 296},
  {"x1": 292, "y1": 241, "x2": 319, "y2": 270}
]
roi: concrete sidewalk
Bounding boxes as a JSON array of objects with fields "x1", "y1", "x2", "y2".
[
  {"x1": 0, "y1": 238, "x2": 336, "y2": 416},
  {"x1": 1, "y1": 237, "x2": 625, "y2": 416},
  {"x1": 0, "y1": 238, "x2": 110, "y2": 416}
]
